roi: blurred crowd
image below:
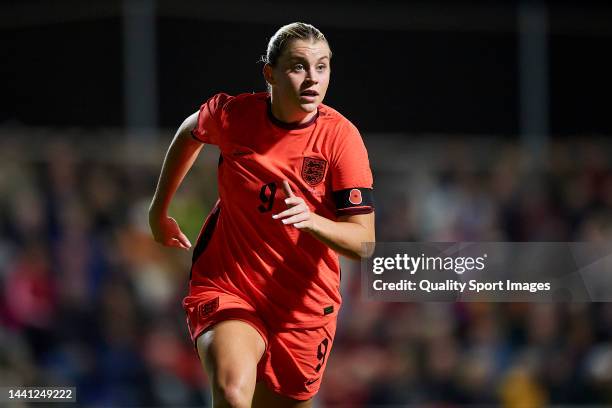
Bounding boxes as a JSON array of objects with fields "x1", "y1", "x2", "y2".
[{"x1": 1, "y1": 132, "x2": 612, "y2": 407}]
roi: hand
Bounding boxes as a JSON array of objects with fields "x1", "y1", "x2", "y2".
[
  {"x1": 272, "y1": 180, "x2": 316, "y2": 231},
  {"x1": 149, "y1": 213, "x2": 192, "y2": 250}
]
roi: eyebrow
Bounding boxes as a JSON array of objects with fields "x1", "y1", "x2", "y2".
[
  {"x1": 288, "y1": 56, "x2": 330, "y2": 62},
  {"x1": 289, "y1": 55, "x2": 329, "y2": 61}
]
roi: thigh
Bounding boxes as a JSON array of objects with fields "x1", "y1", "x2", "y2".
[
  {"x1": 197, "y1": 319, "x2": 266, "y2": 376},
  {"x1": 185, "y1": 288, "x2": 269, "y2": 404},
  {"x1": 197, "y1": 319, "x2": 267, "y2": 406},
  {"x1": 184, "y1": 287, "x2": 265, "y2": 347},
  {"x1": 257, "y1": 319, "x2": 337, "y2": 401},
  {"x1": 252, "y1": 381, "x2": 312, "y2": 408}
]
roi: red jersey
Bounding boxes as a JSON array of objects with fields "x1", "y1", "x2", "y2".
[{"x1": 189, "y1": 92, "x2": 374, "y2": 329}]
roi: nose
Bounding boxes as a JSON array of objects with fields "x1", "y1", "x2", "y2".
[{"x1": 305, "y1": 67, "x2": 319, "y2": 84}]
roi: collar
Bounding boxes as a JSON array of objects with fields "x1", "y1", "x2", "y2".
[{"x1": 266, "y1": 97, "x2": 319, "y2": 130}]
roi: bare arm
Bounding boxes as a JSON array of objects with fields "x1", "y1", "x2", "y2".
[
  {"x1": 148, "y1": 111, "x2": 202, "y2": 249},
  {"x1": 309, "y1": 212, "x2": 375, "y2": 259},
  {"x1": 273, "y1": 181, "x2": 375, "y2": 259}
]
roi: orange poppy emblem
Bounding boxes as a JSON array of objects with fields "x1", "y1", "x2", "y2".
[{"x1": 349, "y1": 189, "x2": 362, "y2": 205}]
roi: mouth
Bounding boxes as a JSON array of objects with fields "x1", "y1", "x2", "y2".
[{"x1": 300, "y1": 90, "x2": 319, "y2": 98}]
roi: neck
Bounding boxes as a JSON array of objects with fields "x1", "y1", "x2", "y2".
[{"x1": 269, "y1": 95, "x2": 317, "y2": 125}]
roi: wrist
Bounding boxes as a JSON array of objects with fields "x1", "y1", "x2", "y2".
[
  {"x1": 308, "y1": 213, "x2": 323, "y2": 235},
  {"x1": 149, "y1": 201, "x2": 168, "y2": 219}
]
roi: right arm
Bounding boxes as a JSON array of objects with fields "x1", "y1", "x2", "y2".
[{"x1": 148, "y1": 111, "x2": 202, "y2": 249}]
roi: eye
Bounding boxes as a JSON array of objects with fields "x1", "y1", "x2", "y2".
[
  {"x1": 316, "y1": 64, "x2": 327, "y2": 71},
  {"x1": 292, "y1": 64, "x2": 304, "y2": 72}
]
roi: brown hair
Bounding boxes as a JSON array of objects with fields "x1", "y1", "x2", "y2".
[{"x1": 262, "y1": 22, "x2": 332, "y2": 67}]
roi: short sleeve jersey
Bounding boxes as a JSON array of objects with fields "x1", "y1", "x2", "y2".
[{"x1": 190, "y1": 92, "x2": 374, "y2": 329}]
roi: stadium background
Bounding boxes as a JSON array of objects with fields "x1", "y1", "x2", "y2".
[{"x1": 2, "y1": 1, "x2": 612, "y2": 406}]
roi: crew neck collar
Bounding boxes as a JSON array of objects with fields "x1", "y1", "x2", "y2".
[{"x1": 266, "y1": 97, "x2": 319, "y2": 130}]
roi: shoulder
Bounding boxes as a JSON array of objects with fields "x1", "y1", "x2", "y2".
[
  {"x1": 202, "y1": 92, "x2": 267, "y2": 126},
  {"x1": 220, "y1": 91, "x2": 267, "y2": 113},
  {"x1": 203, "y1": 91, "x2": 267, "y2": 112},
  {"x1": 318, "y1": 103, "x2": 362, "y2": 143}
]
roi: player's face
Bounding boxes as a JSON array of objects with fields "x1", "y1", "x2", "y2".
[{"x1": 268, "y1": 39, "x2": 331, "y2": 121}]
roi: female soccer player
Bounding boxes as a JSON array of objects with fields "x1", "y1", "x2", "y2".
[{"x1": 149, "y1": 22, "x2": 375, "y2": 408}]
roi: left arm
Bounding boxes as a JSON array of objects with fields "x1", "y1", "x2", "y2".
[
  {"x1": 273, "y1": 181, "x2": 375, "y2": 260},
  {"x1": 310, "y1": 212, "x2": 375, "y2": 260}
]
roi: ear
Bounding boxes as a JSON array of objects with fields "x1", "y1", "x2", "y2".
[{"x1": 263, "y1": 64, "x2": 275, "y2": 86}]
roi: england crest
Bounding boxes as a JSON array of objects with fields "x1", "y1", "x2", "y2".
[
  {"x1": 301, "y1": 157, "x2": 327, "y2": 186},
  {"x1": 199, "y1": 297, "x2": 219, "y2": 318}
]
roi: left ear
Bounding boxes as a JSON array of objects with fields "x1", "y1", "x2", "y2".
[{"x1": 263, "y1": 64, "x2": 275, "y2": 86}]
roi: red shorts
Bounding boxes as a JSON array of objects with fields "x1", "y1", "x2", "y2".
[{"x1": 183, "y1": 286, "x2": 337, "y2": 400}]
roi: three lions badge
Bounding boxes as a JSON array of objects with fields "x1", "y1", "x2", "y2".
[{"x1": 301, "y1": 157, "x2": 327, "y2": 186}]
